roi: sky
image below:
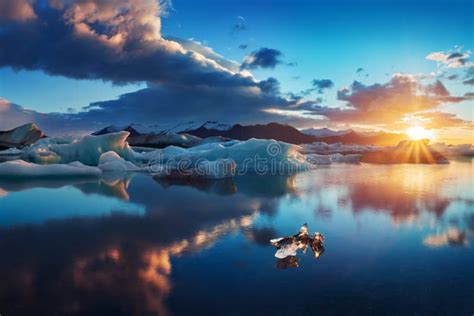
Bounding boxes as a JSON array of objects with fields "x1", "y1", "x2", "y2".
[{"x1": 0, "y1": 0, "x2": 472, "y2": 143}]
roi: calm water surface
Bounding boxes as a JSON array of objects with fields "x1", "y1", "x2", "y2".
[{"x1": 0, "y1": 161, "x2": 473, "y2": 315}]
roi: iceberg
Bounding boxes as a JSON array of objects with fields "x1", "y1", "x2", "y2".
[
  {"x1": 305, "y1": 153, "x2": 362, "y2": 164},
  {"x1": 98, "y1": 151, "x2": 141, "y2": 172},
  {"x1": 153, "y1": 158, "x2": 236, "y2": 179},
  {"x1": 361, "y1": 140, "x2": 450, "y2": 164},
  {"x1": 0, "y1": 148, "x2": 22, "y2": 156},
  {"x1": 25, "y1": 132, "x2": 136, "y2": 165},
  {"x1": 429, "y1": 143, "x2": 474, "y2": 157},
  {"x1": 300, "y1": 142, "x2": 378, "y2": 155},
  {"x1": 0, "y1": 160, "x2": 101, "y2": 178},
  {"x1": 13, "y1": 132, "x2": 313, "y2": 178},
  {"x1": 0, "y1": 123, "x2": 45, "y2": 149},
  {"x1": 270, "y1": 224, "x2": 325, "y2": 261},
  {"x1": 143, "y1": 138, "x2": 309, "y2": 176}
]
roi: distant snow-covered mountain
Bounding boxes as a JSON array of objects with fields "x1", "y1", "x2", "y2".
[
  {"x1": 93, "y1": 121, "x2": 231, "y2": 136},
  {"x1": 301, "y1": 127, "x2": 353, "y2": 138},
  {"x1": 92, "y1": 121, "x2": 409, "y2": 146}
]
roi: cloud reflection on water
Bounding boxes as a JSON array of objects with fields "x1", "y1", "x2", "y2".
[{"x1": 0, "y1": 162, "x2": 472, "y2": 315}]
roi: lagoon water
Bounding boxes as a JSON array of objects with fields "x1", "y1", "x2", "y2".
[{"x1": 0, "y1": 161, "x2": 473, "y2": 315}]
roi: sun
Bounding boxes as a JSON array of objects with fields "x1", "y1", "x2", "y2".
[{"x1": 406, "y1": 126, "x2": 433, "y2": 141}]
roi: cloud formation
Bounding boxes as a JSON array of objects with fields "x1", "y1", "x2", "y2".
[
  {"x1": 0, "y1": 2, "x2": 471, "y2": 138},
  {"x1": 0, "y1": 98, "x2": 94, "y2": 134},
  {"x1": 0, "y1": 0, "x2": 254, "y2": 87},
  {"x1": 463, "y1": 66, "x2": 474, "y2": 85},
  {"x1": 293, "y1": 74, "x2": 472, "y2": 129},
  {"x1": 311, "y1": 79, "x2": 334, "y2": 93},
  {"x1": 0, "y1": 1, "x2": 306, "y2": 133},
  {"x1": 0, "y1": 0, "x2": 36, "y2": 22},
  {"x1": 426, "y1": 49, "x2": 472, "y2": 69},
  {"x1": 241, "y1": 48, "x2": 283, "y2": 69}
]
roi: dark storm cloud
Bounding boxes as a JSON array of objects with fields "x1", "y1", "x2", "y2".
[
  {"x1": 0, "y1": 78, "x2": 298, "y2": 135},
  {"x1": 0, "y1": 1, "x2": 317, "y2": 133},
  {"x1": 299, "y1": 78, "x2": 334, "y2": 95},
  {"x1": 258, "y1": 77, "x2": 281, "y2": 95},
  {"x1": 447, "y1": 52, "x2": 464, "y2": 60},
  {"x1": 463, "y1": 67, "x2": 474, "y2": 85},
  {"x1": 0, "y1": 0, "x2": 253, "y2": 87},
  {"x1": 238, "y1": 44, "x2": 248, "y2": 49},
  {"x1": 311, "y1": 79, "x2": 334, "y2": 93},
  {"x1": 241, "y1": 48, "x2": 283, "y2": 69},
  {"x1": 79, "y1": 83, "x2": 288, "y2": 126},
  {"x1": 0, "y1": 0, "x2": 36, "y2": 21}
]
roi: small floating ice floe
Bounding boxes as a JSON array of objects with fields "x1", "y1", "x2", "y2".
[{"x1": 270, "y1": 223, "x2": 325, "y2": 264}]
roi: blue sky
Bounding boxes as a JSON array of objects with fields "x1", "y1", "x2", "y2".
[{"x1": 0, "y1": 0, "x2": 472, "y2": 141}]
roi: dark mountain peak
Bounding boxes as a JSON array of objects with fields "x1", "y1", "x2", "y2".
[
  {"x1": 92, "y1": 125, "x2": 141, "y2": 137},
  {"x1": 0, "y1": 123, "x2": 46, "y2": 149},
  {"x1": 187, "y1": 122, "x2": 407, "y2": 146}
]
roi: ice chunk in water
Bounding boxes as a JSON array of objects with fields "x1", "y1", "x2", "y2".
[
  {"x1": 270, "y1": 224, "x2": 325, "y2": 263},
  {"x1": 25, "y1": 132, "x2": 136, "y2": 165},
  {"x1": 0, "y1": 160, "x2": 101, "y2": 177},
  {"x1": 98, "y1": 151, "x2": 141, "y2": 172}
]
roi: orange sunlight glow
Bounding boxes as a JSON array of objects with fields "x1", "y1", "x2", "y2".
[{"x1": 406, "y1": 126, "x2": 434, "y2": 141}]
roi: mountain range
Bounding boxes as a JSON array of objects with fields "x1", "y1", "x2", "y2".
[
  {"x1": 93, "y1": 122, "x2": 408, "y2": 146},
  {"x1": 186, "y1": 122, "x2": 408, "y2": 146}
]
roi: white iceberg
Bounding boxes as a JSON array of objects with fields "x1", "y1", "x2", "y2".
[
  {"x1": 12, "y1": 132, "x2": 314, "y2": 178},
  {"x1": 0, "y1": 160, "x2": 101, "y2": 177},
  {"x1": 274, "y1": 242, "x2": 301, "y2": 259},
  {"x1": 305, "y1": 153, "x2": 361, "y2": 164},
  {"x1": 429, "y1": 143, "x2": 474, "y2": 157},
  {"x1": 25, "y1": 132, "x2": 136, "y2": 165},
  {"x1": 0, "y1": 148, "x2": 22, "y2": 156},
  {"x1": 143, "y1": 138, "x2": 309, "y2": 176},
  {"x1": 98, "y1": 151, "x2": 141, "y2": 172},
  {"x1": 153, "y1": 158, "x2": 236, "y2": 179},
  {"x1": 300, "y1": 142, "x2": 378, "y2": 155}
]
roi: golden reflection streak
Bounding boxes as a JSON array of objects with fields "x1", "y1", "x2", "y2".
[
  {"x1": 72, "y1": 214, "x2": 258, "y2": 315},
  {"x1": 419, "y1": 141, "x2": 435, "y2": 164}
]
